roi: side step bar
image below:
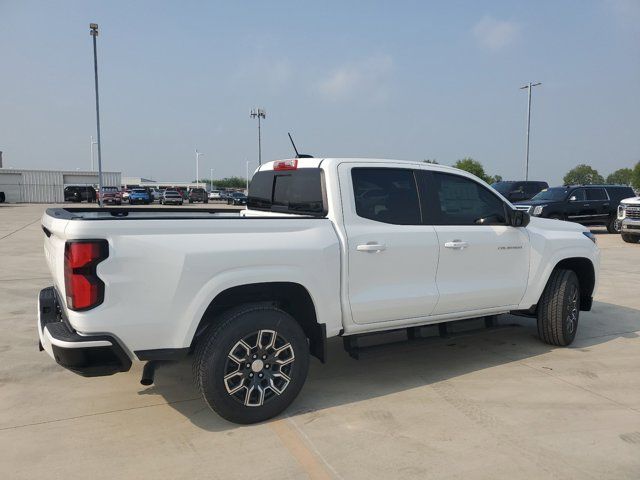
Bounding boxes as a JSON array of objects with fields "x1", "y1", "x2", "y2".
[{"x1": 342, "y1": 315, "x2": 506, "y2": 360}]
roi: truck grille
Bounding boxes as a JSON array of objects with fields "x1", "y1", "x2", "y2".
[
  {"x1": 626, "y1": 206, "x2": 640, "y2": 219},
  {"x1": 515, "y1": 205, "x2": 531, "y2": 213}
]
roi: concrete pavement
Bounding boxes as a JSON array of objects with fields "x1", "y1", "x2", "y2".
[{"x1": 1, "y1": 204, "x2": 639, "y2": 479}]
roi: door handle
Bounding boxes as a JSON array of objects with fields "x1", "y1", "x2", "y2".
[
  {"x1": 356, "y1": 243, "x2": 386, "y2": 253},
  {"x1": 444, "y1": 240, "x2": 469, "y2": 250},
  {"x1": 583, "y1": 203, "x2": 590, "y2": 207}
]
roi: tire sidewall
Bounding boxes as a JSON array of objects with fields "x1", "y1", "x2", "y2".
[
  {"x1": 561, "y1": 271, "x2": 580, "y2": 344},
  {"x1": 199, "y1": 308, "x2": 309, "y2": 424}
]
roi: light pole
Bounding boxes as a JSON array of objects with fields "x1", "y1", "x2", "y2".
[
  {"x1": 90, "y1": 23, "x2": 104, "y2": 206},
  {"x1": 520, "y1": 82, "x2": 542, "y2": 181},
  {"x1": 195, "y1": 150, "x2": 204, "y2": 188},
  {"x1": 245, "y1": 160, "x2": 252, "y2": 191},
  {"x1": 250, "y1": 108, "x2": 266, "y2": 165},
  {"x1": 210, "y1": 168, "x2": 214, "y2": 192},
  {"x1": 90, "y1": 136, "x2": 97, "y2": 171}
]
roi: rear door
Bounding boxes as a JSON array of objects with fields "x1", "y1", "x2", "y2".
[
  {"x1": 339, "y1": 163, "x2": 440, "y2": 325},
  {"x1": 421, "y1": 171, "x2": 530, "y2": 314},
  {"x1": 585, "y1": 187, "x2": 610, "y2": 221}
]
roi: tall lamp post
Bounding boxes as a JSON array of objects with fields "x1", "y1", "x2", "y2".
[
  {"x1": 90, "y1": 136, "x2": 97, "y2": 171},
  {"x1": 210, "y1": 168, "x2": 214, "y2": 192},
  {"x1": 195, "y1": 150, "x2": 204, "y2": 188},
  {"x1": 250, "y1": 108, "x2": 266, "y2": 165},
  {"x1": 520, "y1": 82, "x2": 542, "y2": 181},
  {"x1": 245, "y1": 160, "x2": 252, "y2": 191},
  {"x1": 89, "y1": 23, "x2": 104, "y2": 206}
]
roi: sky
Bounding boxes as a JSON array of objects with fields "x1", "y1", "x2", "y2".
[{"x1": 1, "y1": 0, "x2": 639, "y2": 184}]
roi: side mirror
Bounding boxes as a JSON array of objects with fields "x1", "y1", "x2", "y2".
[
  {"x1": 569, "y1": 196, "x2": 577, "y2": 202},
  {"x1": 510, "y1": 209, "x2": 530, "y2": 227}
]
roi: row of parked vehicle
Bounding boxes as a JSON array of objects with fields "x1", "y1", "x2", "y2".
[
  {"x1": 64, "y1": 185, "x2": 248, "y2": 206},
  {"x1": 491, "y1": 180, "x2": 636, "y2": 235}
]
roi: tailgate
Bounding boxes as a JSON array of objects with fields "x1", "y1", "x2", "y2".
[{"x1": 41, "y1": 211, "x2": 70, "y2": 303}]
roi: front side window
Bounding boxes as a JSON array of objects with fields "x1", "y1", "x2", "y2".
[
  {"x1": 570, "y1": 189, "x2": 586, "y2": 201},
  {"x1": 431, "y1": 172, "x2": 507, "y2": 225},
  {"x1": 351, "y1": 168, "x2": 421, "y2": 225}
]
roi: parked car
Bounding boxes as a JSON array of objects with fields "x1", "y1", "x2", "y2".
[
  {"x1": 151, "y1": 189, "x2": 163, "y2": 202},
  {"x1": 227, "y1": 192, "x2": 247, "y2": 205},
  {"x1": 0, "y1": 191, "x2": 5, "y2": 203},
  {"x1": 188, "y1": 188, "x2": 208, "y2": 204},
  {"x1": 208, "y1": 190, "x2": 222, "y2": 200},
  {"x1": 514, "y1": 184, "x2": 636, "y2": 233},
  {"x1": 161, "y1": 190, "x2": 183, "y2": 205},
  {"x1": 129, "y1": 188, "x2": 152, "y2": 205},
  {"x1": 38, "y1": 158, "x2": 599, "y2": 424},
  {"x1": 491, "y1": 181, "x2": 548, "y2": 202},
  {"x1": 617, "y1": 195, "x2": 640, "y2": 243},
  {"x1": 64, "y1": 186, "x2": 96, "y2": 203},
  {"x1": 99, "y1": 186, "x2": 122, "y2": 205}
]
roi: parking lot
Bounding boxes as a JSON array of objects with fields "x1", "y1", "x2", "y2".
[{"x1": 1, "y1": 203, "x2": 640, "y2": 479}]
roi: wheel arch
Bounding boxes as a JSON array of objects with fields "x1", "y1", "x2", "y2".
[{"x1": 191, "y1": 282, "x2": 327, "y2": 363}]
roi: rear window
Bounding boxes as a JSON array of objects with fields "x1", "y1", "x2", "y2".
[{"x1": 248, "y1": 168, "x2": 327, "y2": 216}]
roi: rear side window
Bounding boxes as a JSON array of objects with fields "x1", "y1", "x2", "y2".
[
  {"x1": 248, "y1": 168, "x2": 326, "y2": 216},
  {"x1": 430, "y1": 172, "x2": 507, "y2": 225},
  {"x1": 586, "y1": 188, "x2": 607, "y2": 201},
  {"x1": 351, "y1": 168, "x2": 421, "y2": 225}
]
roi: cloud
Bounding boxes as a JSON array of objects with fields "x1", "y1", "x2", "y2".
[
  {"x1": 472, "y1": 16, "x2": 520, "y2": 51},
  {"x1": 317, "y1": 55, "x2": 393, "y2": 101}
]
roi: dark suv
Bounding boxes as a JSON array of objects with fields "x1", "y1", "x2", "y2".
[
  {"x1": 188, "y1": 188, "x2": 208, "y2": 204},
  {"x1": 491, "y1": 181, "x2": 549, "y2": 202},
  {"x1": 64, "y1": 186, "x2": 97, "y2": 203},
  {"x1": 514, "y1": 184, "x2": 635, "y2": 233}
]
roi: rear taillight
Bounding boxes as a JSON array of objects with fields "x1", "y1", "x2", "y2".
[{"x1": 64, "y1": 240, "x2": 108, "y2": 311}]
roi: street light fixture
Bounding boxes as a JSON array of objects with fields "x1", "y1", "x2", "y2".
[
  {"x1": 195, "y1": 150, "x2": 204, "y2": 188},
  {"x1": 520, "y1": 82, "x2": 542, "y2": 181},
  {"x1": 89, "y1": 23, "x2": 104, "y2": 206},
  {"x1": 250, "y1": 108, "x2": 266, "y2": 165}
]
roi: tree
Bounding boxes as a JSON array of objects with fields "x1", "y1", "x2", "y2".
[
  {"x1": 196, "y1": 176, "x2": 246, "y2": 189},
  {"x1": 486, "y1": 174, "x2": 503, "y2": 184},
  {"x1": 632, "y1": 162, "x2": 640, "y2": 191},
  {"x1": 606, "y1": 168, "x2": 633, "y2": 185},
  {"x1": 562, "y1": 164, "x2": 604, "y2": 185},
  {"x1": 452, "y1": 158, "x2": 490, "y2": 182}
]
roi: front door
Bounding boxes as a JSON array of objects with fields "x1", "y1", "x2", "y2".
[
  {"x1": 420, "y1": 171, "x2": 530, "y2": 315},
  {"x1": 339, "y1": 164, "x2": 440, "y2": 325}
]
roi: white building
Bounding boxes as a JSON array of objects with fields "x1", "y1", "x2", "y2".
[{"x1": 0, "y1": 169, "x2": 121, "y2": 203}]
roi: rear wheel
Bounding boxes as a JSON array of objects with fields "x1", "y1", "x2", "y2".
[
  {"x1": 193, "y1": 305, "x2": 309, "y2": 424},
  {"x1": 622, "y1": 233, "x2": 639, "y2": 243},
  {"x1": 607, "y1": 216, "x2": 621, "y2": 234},
  {"x1": 537, "y1": 269, "x2": 580, "y2": 346}
]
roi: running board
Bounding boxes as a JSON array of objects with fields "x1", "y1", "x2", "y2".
[{"x1": 342, "y1": 315, "x2": 512, "y2": 360}]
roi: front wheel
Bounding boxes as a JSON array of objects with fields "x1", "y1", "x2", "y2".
[
  {"x1": 537, "y1": 269, "x2": 580, "y2": 346},
  {"x1": 193, "y1": 305, "x2": 310, "y2": 424}
]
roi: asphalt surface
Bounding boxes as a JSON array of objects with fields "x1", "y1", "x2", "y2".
[{"x1": 1, "y1": 203, "x2": 639, "y2": 479}]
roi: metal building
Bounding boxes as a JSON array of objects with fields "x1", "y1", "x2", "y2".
[{"x1": 0, "y1": 169, "x2": 121, "y2": 203}]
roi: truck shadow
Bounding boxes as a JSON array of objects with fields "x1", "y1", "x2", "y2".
[{"x1": 139, "y1": 300, "x2": 639, "y2": 432}]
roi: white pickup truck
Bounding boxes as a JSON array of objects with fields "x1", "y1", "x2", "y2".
[
  {"x1": 39, "y1": 158, "x2": 599, "y2": 424},
  {"x1": 618, "y1": 195, "x2": 640, "y2": 243}
]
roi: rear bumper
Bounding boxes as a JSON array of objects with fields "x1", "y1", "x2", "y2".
[{"x1": 37, "y1": 287, "x2": 132, "y2": 377}]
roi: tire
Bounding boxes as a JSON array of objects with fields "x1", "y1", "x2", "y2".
[
  {"x1": 622, "y1": 233, "x2": 639, "y2": 243},
  {"x1": 549, "y1": 214, "x2": 563, "y2": 220},
  {"x1": 537, "y1": 269, "x2": 580, "y2": 346},
  {"x1": 204, "y1": 199, "x2": 208, "y2": 204},
  {"x1": 189, "y1": 199, "x2": 193, "y2": 204},
  {"x1": 193, "y1": 305, "x2": 310, "y2": 424},
  {"x1": 607, "y1": 216, "x2": 621, "y2": 234}
]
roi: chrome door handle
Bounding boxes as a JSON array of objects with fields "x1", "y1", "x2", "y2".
[
  {"x1": 444, "y1": 240, "x2": 469, "y2": 250},
  {"x1": 356, "y1": 243, "x2": 386, "y2": 252},
  {"x1": 583, "y1": 203, "x2": 590, "y2": 207}
]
